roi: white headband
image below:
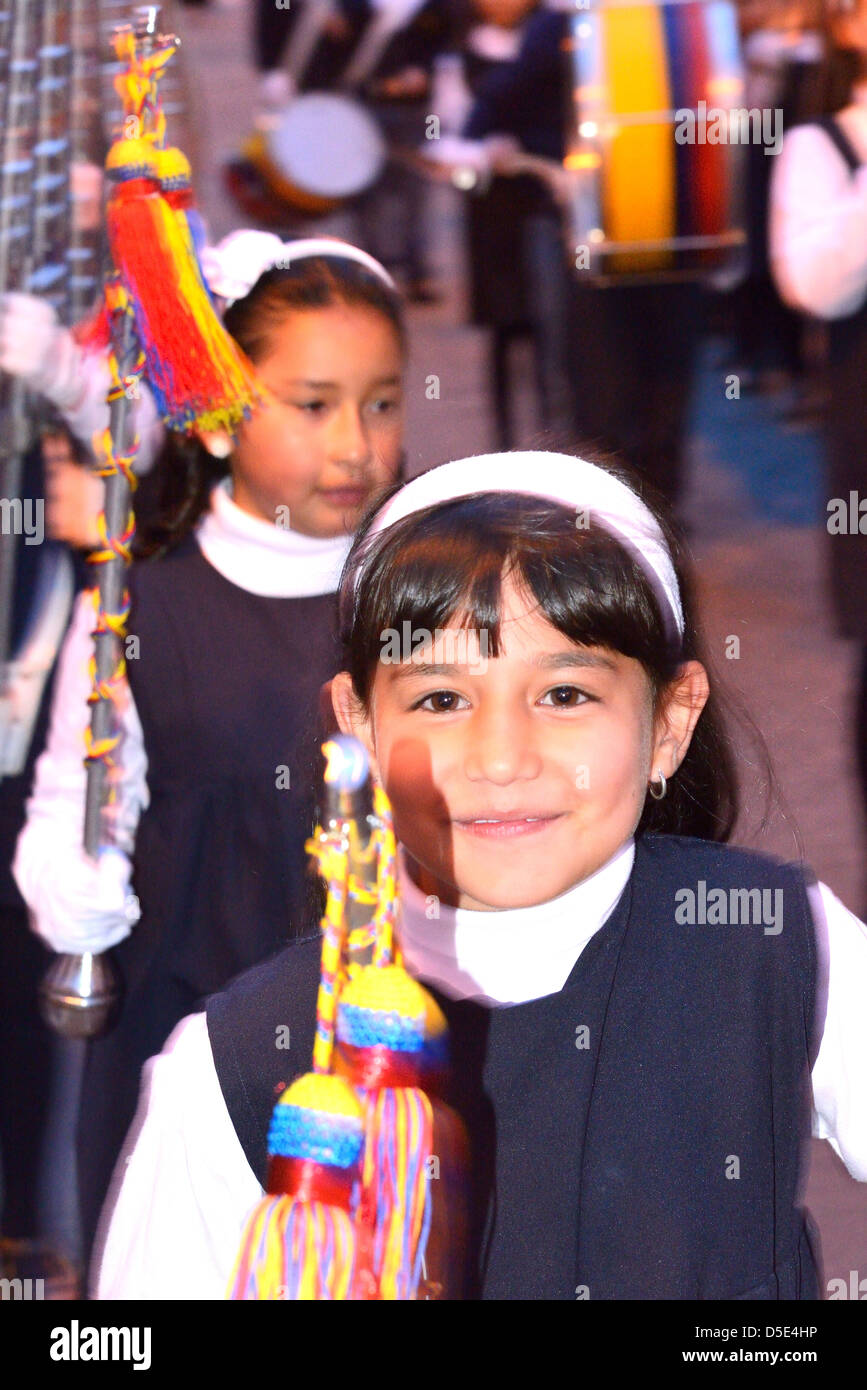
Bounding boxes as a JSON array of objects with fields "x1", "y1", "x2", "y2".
[
  {"x1": 357, "y1": 452, "x2": 685, "y2": 640},
  {"x1": 199, "y1": 230, "x2": 396, "y2": 308}
]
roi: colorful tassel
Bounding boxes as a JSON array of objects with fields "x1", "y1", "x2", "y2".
[
  {"x1": 155, "y1": 146, "x2": 210, "y2": 276},
  {"x1": 229, "y1": 1073, "x2": 364, "y2": 1301},
  {"x1": 336, "y1": 964, "x2": 447, "y2": 1300},
  {"x1": 105, "y1": 137, "x2": 262, "y2": 433}
]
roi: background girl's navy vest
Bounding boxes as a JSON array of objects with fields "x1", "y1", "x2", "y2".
[
  {"x1": 208, "y1": 833, "x2": 822, "y2": 1300},
  {"x1": 123, "y1": 534, "x2": 341, "y2": 996}
]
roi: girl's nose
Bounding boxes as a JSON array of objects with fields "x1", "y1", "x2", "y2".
[
  {"x1": 464, "y1": 706, "x2": 543, "y2": 784},
  {"x1": 329, "y1": 403, "x2": 371, "y2": 468}
]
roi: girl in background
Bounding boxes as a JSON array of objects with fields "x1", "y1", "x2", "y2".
[{"x1": 13, "y1": 233, "x2": 407, "y2": 1264}]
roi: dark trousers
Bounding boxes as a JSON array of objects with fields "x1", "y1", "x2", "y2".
[
  {"x1": 354, "y1": 102, "x2": 431, "y2": 284},
  {"x1": 566, "y1": 279, "x2": 705, "y2": 510},
  {"x1": 0, "y1": 906, "x2": 52, "y2": 1237},
  {"x1": 254, "y1": 0, "x2": 294, "y2": 73}
]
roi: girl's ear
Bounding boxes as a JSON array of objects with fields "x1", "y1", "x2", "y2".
[
  {"x1": 651, "y1": 660, "x2": 710, "y2": 777},
  {"x1": 197, "y1": 429, "x2": 233, "y2": 460},
  {"x1": 330, "y1": 671, "x2": 382, "y2": 782}
]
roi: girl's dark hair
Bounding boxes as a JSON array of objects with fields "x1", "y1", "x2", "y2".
[
  {"x1": 339, "y1": 456, "x2": 783, "y2": 845},
  {"x1": 133, "y1": 255, "x2": 406, "y2": 559}
]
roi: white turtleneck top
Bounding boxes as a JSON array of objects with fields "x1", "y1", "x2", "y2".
[
  {"x1": 197, "y1": 478, "x2": 352, "y2": 598},
  {"x1": 397, "y1": 839, "x2": 635, "y2": 1005},
  {"x1": 12, "y1": 478, "x2": 351, "y2": 956}
]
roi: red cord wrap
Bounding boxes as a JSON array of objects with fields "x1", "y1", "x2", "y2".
[{"x1": 266, "y1": 1157, "x2": 356, "y2": 1212}]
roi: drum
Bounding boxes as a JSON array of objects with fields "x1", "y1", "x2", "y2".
[
  {"x1": 562, "y1": 0, "x2": 747, "y2": 280},
  {"x1": 241, "y1": 93, "x2": 387, "y2": 219}
]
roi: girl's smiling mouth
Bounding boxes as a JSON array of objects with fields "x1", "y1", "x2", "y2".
[{"x1": 452, "y1": 813, "x2": 566, "y2": 839}]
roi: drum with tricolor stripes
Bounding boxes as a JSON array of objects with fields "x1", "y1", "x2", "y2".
[{"x1": 563, "y1": 0, "x2": 747, "y2": 280}]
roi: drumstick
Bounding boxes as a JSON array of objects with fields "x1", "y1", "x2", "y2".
[{"x1": 393, "y1": 141, "x2": 574, "y2": 206}]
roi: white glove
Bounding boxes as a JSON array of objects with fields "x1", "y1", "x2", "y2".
[
  {"x1": 26, "y1": 844, "x2": 141, "y2": 957},
  {"x1": 0, "y1": 292, "x2": 85, "y2": 413}
]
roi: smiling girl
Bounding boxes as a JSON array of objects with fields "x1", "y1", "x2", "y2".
[
  {"x1": 14, "y1": 234, "x2": 406, "y2": 1265},
  {"x1": 94, "y1": 451, "x2": 867, "y2": 1299}
]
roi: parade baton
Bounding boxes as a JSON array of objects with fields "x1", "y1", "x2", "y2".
[{"x1": 40, "y1": 3, "x2": 263, "y2": 1038}]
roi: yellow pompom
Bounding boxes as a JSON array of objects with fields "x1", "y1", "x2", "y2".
[
  {"x1": 106, "y1": 138, "x2": 159, "y2": 180},
  {"x1": 338, "y1": 964, "x2": 447, "y2": 1047},
  {"x1": 280, "y1": 1072, "x2": 363, "y2": 1121},
  {"x1": 155, "y1": 145, "x2": 192, "y2": 189}
]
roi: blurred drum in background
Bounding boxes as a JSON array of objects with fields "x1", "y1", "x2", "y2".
[
  {"x1": 240, "y1": 91, "x2": 386, "y2": 220},
  {"x1": 562, "y1": 0, "x2": 747, "y2": 280}
]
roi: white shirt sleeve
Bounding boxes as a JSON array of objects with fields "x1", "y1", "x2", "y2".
[
  {"x1": 12, "y1": 588, "x2": 150, "y2": 955},
  {"x1": 92, "y1": 1011, "x2": 263, "y2": 1300},
  {"x1": 769, "y1": 121, "x2": 867, "y2": 320},
  {"x1": 809, "y1": 880, "x2": 867, "y2": 1181}
]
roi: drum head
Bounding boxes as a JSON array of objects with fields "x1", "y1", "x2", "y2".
[{"x1": 266, "y1": 93, "x2": 386, "y2": 200}]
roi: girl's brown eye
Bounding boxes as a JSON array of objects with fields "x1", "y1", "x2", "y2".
[
  {"x1": 540, "y1": 686, "x2": 588, "y2": 708},
  {"x1": 413, "y1": 690, "x2": 466, "y2": 713}
]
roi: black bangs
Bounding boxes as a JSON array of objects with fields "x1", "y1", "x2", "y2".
[{"x1": 341, "y1": 494, "x2": 684, "y2": 697}]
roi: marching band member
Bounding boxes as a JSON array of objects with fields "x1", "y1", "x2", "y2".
[
  {"x1": 95, "y1": 450, "x2": 867, "y2": 1299},
  {"x1": 456, "y1": 0, "x2": 575, "y2": 447},
  {"x1": 248, "y1": 0, "x2": 454, "y2": 296},
  {"x1": 13, "y1": 232, "x2": 407, "y2": 1265}
]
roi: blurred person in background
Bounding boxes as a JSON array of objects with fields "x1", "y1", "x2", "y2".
[
  {"x1": 728, "y1": 0, "x2": 825, "y2": 410},
  {"x1": 451, "y1": 0, "x2": 576, "y2": 448},
  {"x1": 0, "y1": 427, "x2": 90, "y2": 1261},
  {"x1": 770, "y1": 0, "x2": 867, "y2": 888},
  {"x1": 249, "y1": 0, "x2": 454, "y2": 300},
  {"x1": 424, "y1": 0, "x2": 709, "y2": 504}
]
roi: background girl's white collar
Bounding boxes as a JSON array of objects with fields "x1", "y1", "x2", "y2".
[{"x1": 195, "y1": 479, "x2": 352, "y2": 598}]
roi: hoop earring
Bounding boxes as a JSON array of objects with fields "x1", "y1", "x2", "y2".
[{"x1": 648, "y1": 769, "x2": 667, "y2": 801}]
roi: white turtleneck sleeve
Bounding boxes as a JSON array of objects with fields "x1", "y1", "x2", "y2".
[{"x1": 13, "y1": 480, "x2": 351, "y2": 955}]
